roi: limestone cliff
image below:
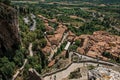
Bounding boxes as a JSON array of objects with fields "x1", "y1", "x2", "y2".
[{"x1": 0, "y1": 3, "x2": 20, "y2": 57}]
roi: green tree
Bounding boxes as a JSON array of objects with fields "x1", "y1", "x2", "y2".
[
  {"x1": 102, "y1": 52, "x2": 111, "y2": 58},
  {"x1": 0, "y1": 57, "x2": 15, "y2": 80},
  {"x1": 35, "y1": 30, "x2": 44, "y2": 39},
  {"x1": 28, "y1": 55, "x2": 42, "y2": 73},
  {"x1": 69, "y1": 45, "x2": 78, "y2": 51},
  {"x1": 75, "y1": 40, "x2": 81, "y2": 46},
  {"x1": 34, "y1": 64, "x2": 42, "y2": 73},
  {"x1": 13, "y1": 50, "x2": 24, "y2": 67},
  {"x1": 40, "y1": 38, "x2": 47, "y2": 48},
  {"x1": 27, "y1": 32, "x2": 37, "y2": 42}
]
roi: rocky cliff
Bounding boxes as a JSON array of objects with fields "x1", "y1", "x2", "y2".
[{"x1": 0, "y1": 3, "x2": 20, "y2": 57}]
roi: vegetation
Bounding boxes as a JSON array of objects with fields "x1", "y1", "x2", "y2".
[
  {"x1": 75, "y1": 40, "x2": 81, "y2": 47},
  {"x1": 69, "y1": 68, "x2": 82, "y2": 79},
  {"x1": 28, "y1": 56, "x2": 42, "y2": 73},
  {"x1": 13, "y1": 50, "x2": 24, "y2": 67},
  {"x1": 0, "y1": 57, "x2": 15, "y2": 80},
  {"x1": 54, "y1": 41, "x2": 67, "y2": 57},
  {"x1": 87, "y1": 65, "x2": 95, "y2": 70},
  {"x1": 102, "y1": 52, "x2": 111, "y2": 58},
  {"x1": 0, "y1": 0, "x2": 11, "y2": 5},
  {"x1": 0, "y1": 0, "x2": 120, "y2": 79},
  {"x1": 69, "y1": 45, "x2": 78, "y2": 51},
  {"x1": 102, "y1": 52, "x2": 120, "y2": 63},
  {"x1": 17, "y1": 12, "x2": 48, "y2": 79}
]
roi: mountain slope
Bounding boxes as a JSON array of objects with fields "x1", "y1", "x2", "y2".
[{"x1": 0, "y1": 3, "x2": 20, "y2": 57}]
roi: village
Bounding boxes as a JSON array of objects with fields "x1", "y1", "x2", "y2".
[
  {"x1": 1, "y1": 0, "x2": 120, "y2": 80},
  {"x1": 14, "y1": 12, "x2": 120, "y2": 80},
  {"x1": 38, "y1": 14, "x2": 120, "y2": 65},
  {"x1": 33, "y1": 14, "x2": 120, "y2": 80}
]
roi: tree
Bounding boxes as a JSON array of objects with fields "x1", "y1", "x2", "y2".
[
  {"x1": 40, "y1": 38, "x2": 47, "y2": 48},
  {"x1": 27, "y1": 32, "x2": 37, "y2": 42},
  {"x1": 34, "y1": 64, "x2": 42, "y2": 73},
  {"x1": 69, "y1": 45, "x2": 78, "y2": 51},
  {"x1": 27, "y1": 55, "x2": 42, "y2": 73},
  {"x1": 102, "y1": 52, "x2": 111, "y2": 58},
  {"x1": 13, "y1": 50, "x2": 24, "y2": 67},
  {"x1": 38, "y1": 51, "x2": 48, "y2": 68},
  {"x1": 75, "y1": 40, "x2": 81, "y2": 46},
  {"x1": 35, "y1": 30, "x2": 44, "y2": 39},
  {"x1": 0, "y1": 57, "x2": 15, "y2": 80},
  {"x1": 32, "y1": 40, "x2": 39, "y2": 51},
  {"x1": 87, "y1": 65, "x2": 95, "y2": 70}
]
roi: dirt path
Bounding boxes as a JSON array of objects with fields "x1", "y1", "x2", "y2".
[
  {"x1": 12, "y1": 14, "x2": 36, "y2": 80},
  {"x1": 28, "y1": 43, "x2": 33, "y2": 57},
  {"x1": 12, "y1": 59, "x2": 28, "y2": 80}
]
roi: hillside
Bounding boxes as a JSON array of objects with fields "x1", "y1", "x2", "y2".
[{"x1": 0, "y1": 3, "x2": 20, "y2": 57}]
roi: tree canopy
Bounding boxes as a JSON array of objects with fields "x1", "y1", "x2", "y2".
[{"x1": 0, "y1": 57, "x2": 15, "y2": 80}]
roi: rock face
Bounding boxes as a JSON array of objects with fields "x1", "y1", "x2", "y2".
[{"x1": 0, "y1": 3, "x2": 20, "y2": 57}]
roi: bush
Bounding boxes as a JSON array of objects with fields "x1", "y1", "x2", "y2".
[
  {"x1": 0, "y1": 57, "x2": 15, "y2": 79},
  {"x1": 75, "y1": 40, "x2": 81, "y2": 46},
  {"x1": 102, "y1": 52, "x2": 111, "y2": 58},
  {"x1": 40, "y1": 38, "x2": 47, "y2": 48},
  {"x1": 87, "y1": 65, "x2": 95, "y2": 70},
  {"x1": 69, "y1": 45, "x2": 78, "y2": 51},
  {"x1": 14, "y1": 50, "x2": 24, "y2": 67}
]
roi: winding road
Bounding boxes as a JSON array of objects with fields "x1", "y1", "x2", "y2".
[
  {"x1": 12, "y1": 59, "x2": 28, "y2": 80},
  {"x1": 72, "y1": 52, "x2": 118, "y2": 66},
  {"x1": 43, "y1": 52, "x2": 119, "y2": 80},
  {"x1": 43, "y1": 61, "x2": 111, "y2": 80},
  {"x1": 12, "y1": 14, "x2": 36, "y2": 80},
  {"x1": 43, "y1": 63, "x2": 85, "y2": 80}
]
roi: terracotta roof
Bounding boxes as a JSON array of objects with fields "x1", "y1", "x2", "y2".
[
  {"x1": 47, "y1": 35, "x2": 59, "y2": 45},
  {"x1": 51, "y1": 18, "x2": 57, "y2": 22},
  {"x1": 61, "y1": 50, "x2": 67, "y2": 56},
  {"x1": 45, "y1": 26, "x2": 54, "y2": 32},
  {"x1": 76, "y1": 47, "x2": 85, "y2": 54},
  {"x1": 97, "y1": 42, "x2": 107, "y2": 46},
  {"x1": 68, "y1": 31, "x2": 75, "y2": 36},
  {"x1": 42, "y1": 46, "x2": 51, "y2": 55},
  {"x1": 79, "y1": 31, "x2": 120, "y2": 59},
  {"x1": 67, "y1": 31, "x2": 76, "y2": 42},
  {"x1": 48, "y1": 59, "x2": 55, "y2": 67},
  {"x1": 87, "y1": 51, "x2": 99, "y2": 58},
  {"x1": 55, "y1": 25, "x2": 67, "y2": 34},
  {"x1": 93, "y1": 31, "x2": 109, "y2": 36},
  {"x1": 47, "y1": 25, "x2": 67, "y2": 46}
]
